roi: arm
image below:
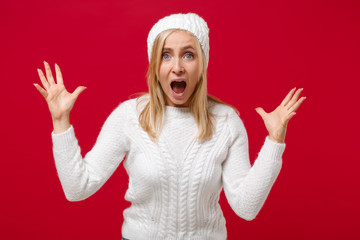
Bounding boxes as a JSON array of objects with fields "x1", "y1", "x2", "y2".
[
  {"x1": 222, "y1": 88, "x2": 306, "y2": 220},
  {"x1": 222, "y1": 111, "x2": 285, "y2": 221},
  {"x1": 34, "y1": 61, "x2": 128, "y2": 201},
  {"x1": 51, "y1": 103, "x2": 129, "y2": 201}
]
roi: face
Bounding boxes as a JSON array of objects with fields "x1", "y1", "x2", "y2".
[{"x1": 158, "y1": 30, "x2": 201, "y2": 107}]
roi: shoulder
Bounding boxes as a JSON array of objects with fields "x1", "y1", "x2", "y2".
[
  {"x1": 208, "y1": 99, "x2": 239, "y2": 119},
  {"x1": 111, "y1": 98, "x2": 133, "y2": 115},
  {"x1": 112, "y1": 95, "x2": 149, "y2": 115},
  {"x1": 102, "y1": 97, "x2": 146, "y2": 132},
  {"x1": 208, "y1": 100, "x2": 246, "y2": 139}
]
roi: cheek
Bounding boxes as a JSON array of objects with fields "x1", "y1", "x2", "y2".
[
  {"x1": 159, "y1": 64, "x2": 169, "y2": 80},
  {"x1": 158, "y1": 67, "x2": 167, "y2": 88},
  {"x1": 158, "y1": 78, "x2": 168, "y2": 92},
  {"x1": 188, "y1": 65, "x2": 201, "y2": 86}
]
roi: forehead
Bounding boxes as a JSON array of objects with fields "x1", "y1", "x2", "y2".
[{"x1": 163, "y1": 30, "x2": 196, "y2": 48}]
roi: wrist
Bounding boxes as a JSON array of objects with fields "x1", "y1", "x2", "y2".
[
  {"x1": 51, "y1": 110, "x2": 70, "y2": 121},
  {"x1": 52, "y1": 115, "x2": 71, "y2": 134},
  {"x1": 269, "y1": 135, "x2": 284, "y2": 143}
]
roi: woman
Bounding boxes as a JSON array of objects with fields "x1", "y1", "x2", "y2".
[{"x1": 34, "y1": 13, "x2": 305, "y2": 240}]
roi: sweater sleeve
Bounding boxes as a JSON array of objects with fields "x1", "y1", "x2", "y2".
[
  {"x1": 51, "y1": 102, "x2": 130, "y2": 201},
  {"x1": 222, "y1": 109, "x2": 285, "y2": 221}
]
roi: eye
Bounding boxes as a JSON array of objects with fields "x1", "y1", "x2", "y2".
[
  {"x1": 184, "y1": 53, "x2": 194, "y2": 59},
  {"x1": 162, "y1": 53, "x2": 170, "y2": 60}
]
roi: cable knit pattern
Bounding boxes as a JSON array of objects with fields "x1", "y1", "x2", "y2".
[{"x1": 51, "y1": 98, "x2": 285, "y2": 240}]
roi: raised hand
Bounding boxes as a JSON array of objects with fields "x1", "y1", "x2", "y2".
[
  {"x1": 34, "y1": 61, "x2": 86, "y2": 133},
  {"x1": 255, "y1": 88, "x2": 306, "y2": 143}
]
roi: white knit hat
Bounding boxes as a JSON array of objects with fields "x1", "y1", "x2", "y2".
[{"x1": 147, "y1": 13, "x2": 210, "y2": 66}]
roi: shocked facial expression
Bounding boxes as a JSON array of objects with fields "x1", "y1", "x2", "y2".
[{"x1": 158, "y1": 30, "x2": 201, "y2": 107}]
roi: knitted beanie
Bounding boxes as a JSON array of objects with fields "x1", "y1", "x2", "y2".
[{"x1": 147, "y1": 13, "x2": 210, "y2": 66}]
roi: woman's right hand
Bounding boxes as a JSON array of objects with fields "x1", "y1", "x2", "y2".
[{"x1": 34, "y1": 61, "x2": 86, "y2": 133}]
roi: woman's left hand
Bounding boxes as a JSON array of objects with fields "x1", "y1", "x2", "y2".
[{"x1": 255, "y1": 88, "x2": 306, "y2": 143}]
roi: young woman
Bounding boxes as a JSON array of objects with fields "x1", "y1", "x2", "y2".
[{"x1": 34, "y1": 13, "x2": 305, "y2": 240}]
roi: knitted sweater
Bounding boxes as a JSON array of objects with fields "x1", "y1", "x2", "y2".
[{"x1": 51, "y1": 98, "x2": 285, "y2": 240}]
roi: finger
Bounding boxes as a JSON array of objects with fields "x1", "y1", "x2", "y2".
[
  {"x1": 72, "y1": 86, "x2": 87, "y2": 99},
  {"x1": 37, "y1": 68, "x2": 50, "y2": 90},
  {"x1": 255, "y1": 107, "x2": 267, "y2": 119},
  {"x1": 55, "y1": 63, "x2": 63, "y2": 85},
  {"x1": 288, "y1": 96, "x2": 306, "y2": 113},
  {"x1": 33, "y1": 83, "x2": 48, "y2": 99},
  {"x1": 286, "y1": 88, "x2": 304, "y2": 110},
  {"x1": 44, "y1": 61, "x2": 55, "y2": 85},
  {"x1": 281, "y1": 87, "x2": 297, "y2": 106},
  {"x1": 285, "y1": 112, "x2": 296, "y2": 123}
]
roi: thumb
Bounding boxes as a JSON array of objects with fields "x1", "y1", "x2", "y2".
[
  {"x1": 255, "y1": 107, "x2": 267, "y2": 118},
  {"x1": 72, "y1": 86, "x2": 87, "y2": 99}
]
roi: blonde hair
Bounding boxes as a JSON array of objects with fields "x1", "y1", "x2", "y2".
[{"x1": 138, "y1": 29, "x2": 238, "y2": 142}]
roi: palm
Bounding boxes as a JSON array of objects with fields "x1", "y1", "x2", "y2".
[
  {"x1": 46, "y1": 84, "x2": 74, "y2": 119},
  {"x1": 255, "y1": 88, "x2": 306, "y2": 143},
  {"x1": 34, "y1": 61, "x2": 86, "y2": 120}
]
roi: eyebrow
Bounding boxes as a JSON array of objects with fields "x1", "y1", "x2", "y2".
[{"x1": 163, "y1": 45, "x2": 196, "y2": 52}]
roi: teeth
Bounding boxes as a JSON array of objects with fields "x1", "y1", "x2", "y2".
[{"x1": 171, "y1": 80, "x2": 186, "y2": 85}]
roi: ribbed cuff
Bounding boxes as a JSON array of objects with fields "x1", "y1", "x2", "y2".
[
  {"x1": 51, "y1": 125, "x2": 77, "y2": 152},
  {"x1": 259, "y1": 136, "x2": 286, "y2": 162}
]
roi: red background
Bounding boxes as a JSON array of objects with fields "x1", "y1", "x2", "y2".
[{"x1": 1, "y1": 0, "x2": 359, "y2": 239}]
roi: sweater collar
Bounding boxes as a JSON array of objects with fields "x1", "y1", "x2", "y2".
[{"x1": 164, "y1": 105, "x2": 192, "y2": 118}]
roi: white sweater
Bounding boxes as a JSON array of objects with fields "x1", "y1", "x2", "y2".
[{"x1": 51, "y1": 98, "x2": 285, "y2": 240}]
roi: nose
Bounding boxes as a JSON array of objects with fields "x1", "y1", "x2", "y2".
[{"x1": 172, "y1": 57, "x2": 184, "y2": 74}]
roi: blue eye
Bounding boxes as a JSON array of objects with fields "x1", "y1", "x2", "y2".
[
  {"x1": 184, "y1": 53, "x2": 194, "y2": 59},
  {"x1": 162, "y1": 53, "x2": 170, "y2": 60}
]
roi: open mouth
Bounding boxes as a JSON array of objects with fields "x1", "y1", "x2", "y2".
[{"x1": 171, "y1": 80, "x2": 186, "y2": 94}]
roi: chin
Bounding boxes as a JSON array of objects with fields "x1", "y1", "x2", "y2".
[{"x1": 168, "y1": 97, "x2": 189, "y2": 107}]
